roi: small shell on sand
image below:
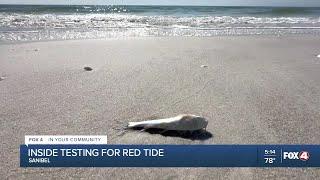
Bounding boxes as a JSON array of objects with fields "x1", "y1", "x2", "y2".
[
  {"x1": 201, "y1": 65, "x2": 208, "y2": 68},
  {"x1": 0, "y1": 76, "x2": 6, "y2": 81},
  {"x1": 84, "y1": 66, "x2": 93, "y2": 71},
  {"x1": 317, "y1": 54, "x2": 320, "y2": 58}
]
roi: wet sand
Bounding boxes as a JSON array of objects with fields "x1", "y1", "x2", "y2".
[{"x1": 1, "y1": 36, "x2": 320, "y2": 179}]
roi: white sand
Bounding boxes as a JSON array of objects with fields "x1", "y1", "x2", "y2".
[{"x1": 1, "y1": 36, "x2": 320, "y2": 179}]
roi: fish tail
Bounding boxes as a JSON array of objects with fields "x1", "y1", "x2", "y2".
[{"x1": 127, "y1": 121, "x2": 145, "y2": 128}]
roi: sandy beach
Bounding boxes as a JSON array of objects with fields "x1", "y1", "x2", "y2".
[{"x1": 1, "y1": 36, "x2": 320, "y2": 179}]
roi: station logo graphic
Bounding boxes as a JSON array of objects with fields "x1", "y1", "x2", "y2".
[{"x1": 283, "y1": 151, "x2": 310, "y2": 161}]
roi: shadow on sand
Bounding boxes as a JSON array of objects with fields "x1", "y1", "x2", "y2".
[{"x1": 129, "y1": 127, "x2": 213, "y2": 141}]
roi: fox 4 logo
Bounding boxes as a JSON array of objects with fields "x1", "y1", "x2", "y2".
[{"x1": 283, "y1": 151, "x2": 310, "y2": 161}]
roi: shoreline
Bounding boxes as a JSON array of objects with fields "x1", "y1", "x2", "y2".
[{"x1": 1, "y1": 33, "x2": 320, "y2": 45}]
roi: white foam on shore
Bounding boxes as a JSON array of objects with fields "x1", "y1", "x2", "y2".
[
  {"x1": 1, "y1": 13, "x2": 319, "y2": 30},
  {"x1": 1, "y1": 13, "x2": 320, "y2": 41}
]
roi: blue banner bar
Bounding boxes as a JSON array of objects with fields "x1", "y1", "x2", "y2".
[{"x1": 20, "y1": 145, "x2": 320, "y2": 167}]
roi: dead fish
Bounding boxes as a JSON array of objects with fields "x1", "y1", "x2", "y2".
[
  {"x1": 127, "y1": 114, "x2": 208, "y2": 131},
  {"x1": 200, "y1": 65, "x2": 208, "y2": 68}
]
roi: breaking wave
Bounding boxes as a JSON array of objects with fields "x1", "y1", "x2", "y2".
[{"x1": 1, "y1": 5, "x2": 320, "y2": 42}]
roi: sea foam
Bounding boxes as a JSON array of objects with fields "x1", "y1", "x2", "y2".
[{"x1": 1, "y1": 5, "x2": 320, "y2": 41}]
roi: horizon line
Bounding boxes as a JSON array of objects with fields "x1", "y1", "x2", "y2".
[{"x1": 0, "y1": 3, "x2": 319, "y2": 8}]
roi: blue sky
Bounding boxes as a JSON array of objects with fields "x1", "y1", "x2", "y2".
[{"x1": 0, "y1": 0, "x2": 320, "y2": 7}]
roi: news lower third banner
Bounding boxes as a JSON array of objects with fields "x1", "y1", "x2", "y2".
[{"x1": 21, "y1": 144, "x2": 320, "y2": 167}]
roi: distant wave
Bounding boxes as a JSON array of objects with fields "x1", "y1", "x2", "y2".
[
  {"x1": 1, "y1": 13, "x2": 319, "y2": 30},
  {"x1": 1, "y1": 5, "x2": 320, "y2": 41},
  {"x1": 1, "y1": 5, "x2": 320, "y2": 16}
]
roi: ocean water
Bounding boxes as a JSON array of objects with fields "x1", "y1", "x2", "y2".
[{"x1": 1, "y1": 5, "x2": 320, "y2": 41}]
